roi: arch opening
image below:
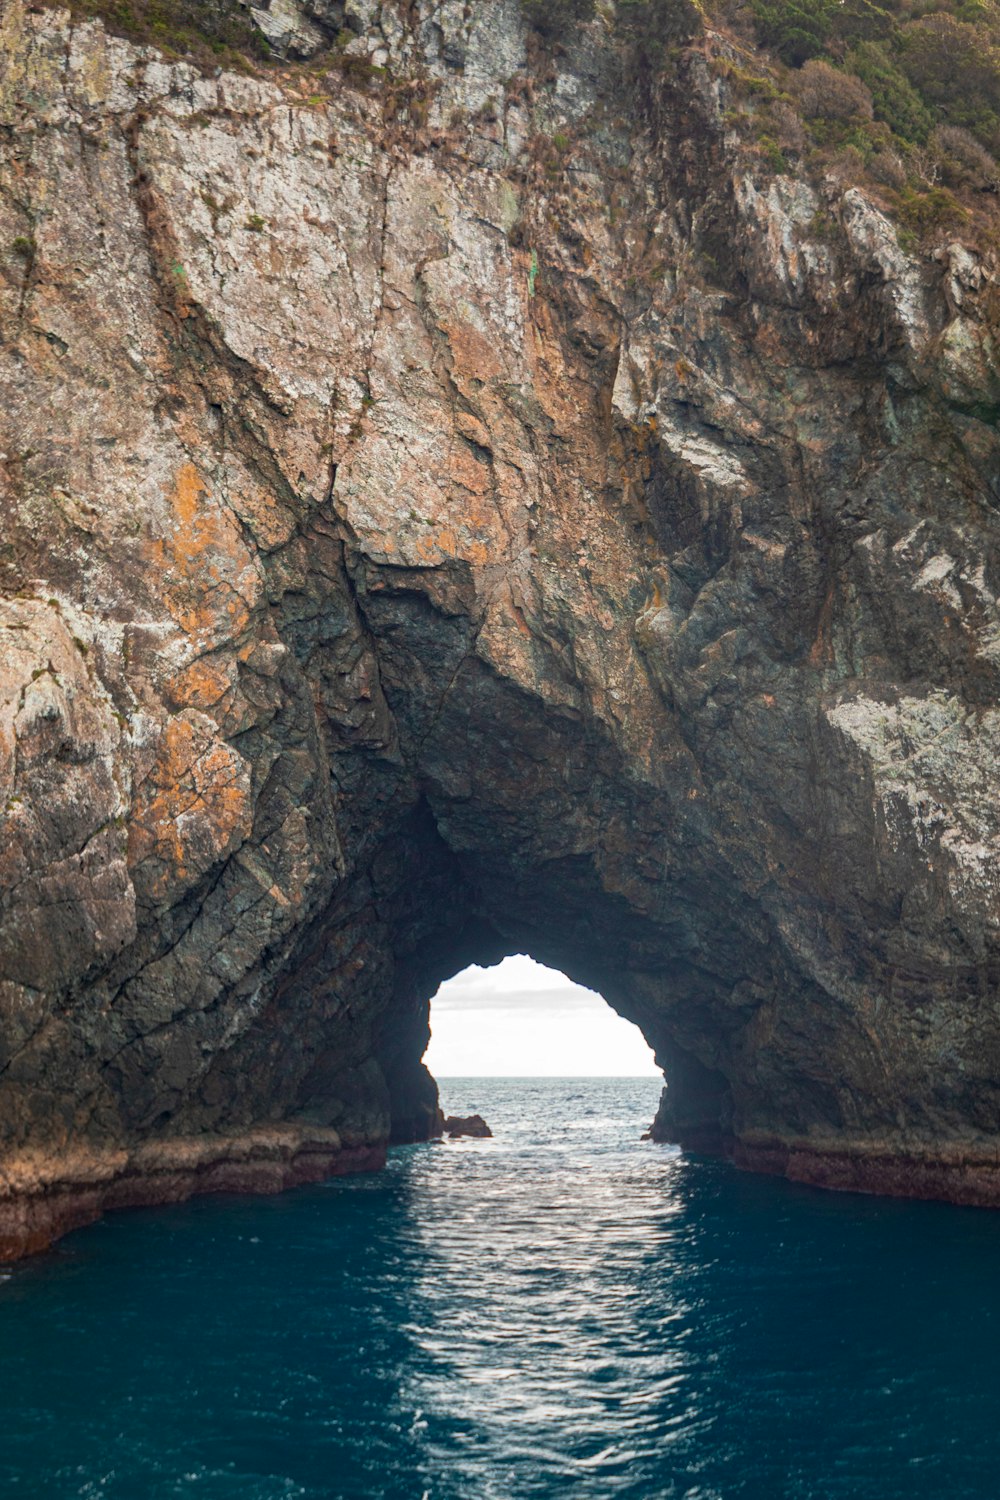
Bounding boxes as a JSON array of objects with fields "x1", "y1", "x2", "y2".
[
  {"x1": 350, "y1": 810, "x2": 743, "y2": 1146},
  {"x1": 425, "y1": 955, "x2": 661, "y2": 1079}
]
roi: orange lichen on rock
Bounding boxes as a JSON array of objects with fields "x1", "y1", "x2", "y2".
[
  {"x1": 166, "y1": 655, "x2": 236, "y2": 714},
  {"x1": 148, "y1": 463, "x2": 260, "y2": 644},
  {"x1": 127, "y1": 711, "x2": 252, "y2": 904}
]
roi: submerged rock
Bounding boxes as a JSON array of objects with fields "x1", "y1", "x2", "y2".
[{"x1": 3, "y1": 0, "x2": 1000, "y2": 1256}]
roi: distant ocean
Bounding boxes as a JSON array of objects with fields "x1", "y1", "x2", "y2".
[{"x1": 3, "y1": 1077, "x2": 1000, "y2": 1498}]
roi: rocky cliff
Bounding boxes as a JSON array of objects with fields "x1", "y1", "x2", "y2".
[{"x1": 3, "y1": 0, "x2": 1000, "y2": 1259}]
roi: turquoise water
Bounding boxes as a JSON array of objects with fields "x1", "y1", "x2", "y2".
[{"x1": 2, "y1": 1076, "x2": 1000, "y2": 1498}]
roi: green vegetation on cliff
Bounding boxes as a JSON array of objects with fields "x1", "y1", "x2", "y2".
[
  {"x1": 748, "y1": 0, "x2": 1000, "y2": 156},
  {"x1": 68, "y1": 0, "x2": 271, "y2": 67},
  {"x1": 726, "y1": 0, "x2": 1000, "y2": 237},
  {"x1": 517, "y1": 0, "x2": 1000, "y2": 238}
]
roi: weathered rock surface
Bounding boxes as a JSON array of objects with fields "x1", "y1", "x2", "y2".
[{"x1": 4, "y1": 0, "x2": 1000, "y2": 1256}]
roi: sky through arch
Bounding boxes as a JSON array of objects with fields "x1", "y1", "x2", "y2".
[{"x1": 424, "y1": 954, "x2": 660, "y2": 1077}]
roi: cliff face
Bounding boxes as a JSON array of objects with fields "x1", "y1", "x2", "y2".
[{"x1": 3, "y1": 0, "x2": 1000, "y2": 1258}]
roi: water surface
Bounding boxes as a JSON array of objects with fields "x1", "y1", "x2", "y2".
[{"x1": 2, "y1": 1077, "x2": 999, "y2": 1498}]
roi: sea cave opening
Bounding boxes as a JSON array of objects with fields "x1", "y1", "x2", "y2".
[
  {"x1": 358, "y1": 802, "x2": 741, "y2": 1153},
  {"x1": 424, "y1": 955, "x2": 660, "y2": 1080}
]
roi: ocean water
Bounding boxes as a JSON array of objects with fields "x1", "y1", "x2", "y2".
[{"x1": 2, "y1": 1077, "x2": 1000, "y2": 1499}]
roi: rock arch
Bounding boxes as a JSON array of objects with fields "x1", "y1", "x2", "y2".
[{"x1": 3, "y1": 1, "x2": 1000, "y2": 1257}]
